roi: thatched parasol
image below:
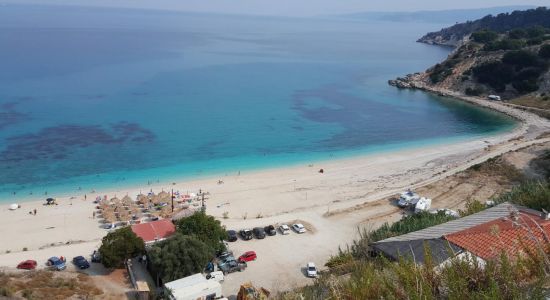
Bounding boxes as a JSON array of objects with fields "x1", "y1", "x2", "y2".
[
  {"x1": 121, "y1": 195, "x2": 133, "y2": 206},
  {"x1": 136, "y1": 194, "x2": 148, "y2": 205}
]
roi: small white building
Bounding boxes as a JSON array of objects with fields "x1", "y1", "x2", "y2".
[
  {"x1": 488, "y1": 95, "x2": 501, "y2": 101},
  {"x1": 164, "y1": 273, "x2": 223, "y2": 300}
]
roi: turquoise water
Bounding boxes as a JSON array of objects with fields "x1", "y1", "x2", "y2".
[{"x1": 0, "y1": 5, "x2": 516, "y2": 201}]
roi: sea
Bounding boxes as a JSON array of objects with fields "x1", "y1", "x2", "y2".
[{"x1": 0, "y1": 5, "x2": 516, "y2": 201}]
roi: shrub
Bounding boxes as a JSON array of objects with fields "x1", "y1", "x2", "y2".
[
  {"x1": 502, "y1": 50, "x2": 540, "y2": 68},
  {"x1": 540, "y1": 44, "x2": 550, "y2": 59},
  {"x1": 459, "y1": 199, "x2": 486, "y2": 217},
  {"x1": 176, "y1": 212, "x2": 226, "y2": 253},
  {"x1": 496, "y1": 180, "x2": 550, "y2": 211},
  {"x1": 471, "y1": 30, "x2": 498, "y2": 43},
  {"x1": 484, "y1": 38, "x2": 525, "y2": 51},
  {"x1": 465, "y1": 86, "x2": 484, "y2": 96},
  {"x1": 98, "y1": 227, "x2": 145, "y2": 268},
  {"x1": 148, "y1": 234, "x2": 213, "y2": 283},
  {"x1": 509, "y1": 28, "x2": 527, "y2": 39}
]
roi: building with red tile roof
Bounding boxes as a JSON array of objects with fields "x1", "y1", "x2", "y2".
[
  {"x1": 445, "y1": 210, "x2": 550, "y2": 261},
  {"x1": 131, "y1": 219, "x2": 176, "y2": 245}
]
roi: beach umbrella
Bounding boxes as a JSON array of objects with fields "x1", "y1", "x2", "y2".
[
  {"x1": 121, "y1": 195, "x2": 133, "y2": 206},
  {"x1": 136, "y1": 194, "x2": 148, "y2": 205},
  {"x1": 9, "y1": 203, "x2": 19, "y2": 210},
  {"x1": 103, "y1": 211, "x2": 116, "y2": 224}
]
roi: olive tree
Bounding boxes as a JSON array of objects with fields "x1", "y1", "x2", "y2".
[{"x1": 99, "y1": 227, "x2": 145, "y2": 268}]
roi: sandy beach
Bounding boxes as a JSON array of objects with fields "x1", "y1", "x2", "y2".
[{"x1": 1, "y1": 91, "x2": 550, "y2": 295}]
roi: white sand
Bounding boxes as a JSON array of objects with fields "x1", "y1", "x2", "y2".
[{"x1": 0, "y1": 94, "x2": 549, "y2": 295}]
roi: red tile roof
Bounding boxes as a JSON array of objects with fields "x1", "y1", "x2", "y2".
[
  {"x1": 445, "y1": 211, "x2": 550, "y2": 261},
  {"x1": 131, "y1": 219, "x2": 176, "y2": 243}
]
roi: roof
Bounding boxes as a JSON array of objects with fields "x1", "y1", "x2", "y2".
[
  {"x1": 378, "y1": 203, "x2": 520, "y2": 243},
  {"x1": 164, "y1": 273, "x2": 221, "y2": 300},
  {"x1": 131, "y1": 219, "x2": 176, "y2": 243},
  {"x1": 372, "y1": 238, "x2": 463, "y2": 264},
  {"x1": 445, "y1": 210, "x2": 550, "y2": 260}
]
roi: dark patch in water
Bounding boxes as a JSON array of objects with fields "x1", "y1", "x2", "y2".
[
  {"x1": 0, "y1": 100, "x2": 29, "y2": 129},
  {"x1": 0, "y1": 122, "x2": 155, "y2": 163},
  {"x1": 292, "y1": 85, "x2": 428, "y2": 148}
]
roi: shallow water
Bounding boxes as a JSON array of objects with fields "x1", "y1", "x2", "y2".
[{"x1": 0, "y1": 5, "x2": 516, "y2": 201}]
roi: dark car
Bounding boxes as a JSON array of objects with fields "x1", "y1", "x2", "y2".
[
  {"x1": 239, "y1": 229, "x2": 253, "y2": 240},
  {"x1": 226, "y1": 230, "x2": 238, "y2": 242},
  {"x1": 253, "y1": 227, "x2": 266, "y2": 239},
  {"x1": 17, "y1": 260, "x2": 37, "y2": 270},
  {"x1": 91, "y1": 250, "x2": 101, "y2": 263},
  {"x1": 264, "y1": 225, "x2": 277, "y2": 236},
  {"x1": 72, "y1": 256, "x2": 90, "y2": 269},
  {"x1": 217, "y1": 251, "x2": 235, "y2": 263},
  {"x1": 219, "y1": 260, "x2": 247, "y2": 275},
  {"x1": 47, "y1": 256, "x2": 66, "y2": 271}
]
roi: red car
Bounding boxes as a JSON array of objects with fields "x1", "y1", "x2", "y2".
[
  {"x1": 238, "y1": 251, "x2": 257, "y2": 262},
  {"x1": 17, "y1": 260, "x2": 37, "y2": 270}
]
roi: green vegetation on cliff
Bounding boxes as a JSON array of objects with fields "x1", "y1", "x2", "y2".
[{"x1": 419, "y1": 7, "x2": 550, "y2": 46}]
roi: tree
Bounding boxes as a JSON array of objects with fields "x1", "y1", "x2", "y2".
[
  {"x1": 99, "y1": 227, "x2": 145, "y2": 268},
  {"x1": 149, "y1": 234, "x2": 213, "y2": 282},
  {"x1": 502, "y1": 50, "x2": 540, "y2": 68},
  {"x1": 176, "y1": 212, "x2": 227, "y2": 253},
  {"x1": 471, "y1": 30, "x2": 498, "y2": 43},
  {"x1": 540, "y1": 44, "x2": 550, "y2": 59}
]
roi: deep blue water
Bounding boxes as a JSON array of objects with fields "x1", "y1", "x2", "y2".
[{"x1": 0, "y1": 5, "x2": 515, "y2": 200}]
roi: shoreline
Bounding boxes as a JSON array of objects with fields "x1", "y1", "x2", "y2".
[
  {"x1": 1, "y1": 85, "x2": 549, "y2": 295},
  {"x1": 2, "y1": 126, "x2": 518, "y2": 207}
]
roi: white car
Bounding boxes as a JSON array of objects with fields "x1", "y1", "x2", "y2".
[
  {"x1": 206, "y1": 271, "x2": 224, "y2": 282},
  {"x1": 292, "y1": 223, "x2": 306, "y2": 234},
  {"x1": 279, "y1": 224, "x2": 290, "y2": 235},
  {"x1": 306, "y1": 262, "x2": 318, "y2": 278}
]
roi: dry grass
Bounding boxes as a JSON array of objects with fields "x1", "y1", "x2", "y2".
[
  {"x1": 511, "y1": 94, "x2": 550, "y2": 110},
  {"x1": 0, "y1": 270, "x2": 103, "y2": 299}
]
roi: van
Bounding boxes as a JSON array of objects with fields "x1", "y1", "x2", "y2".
[{"x1": 206, "y1": 271, "x2": 224, "y2": 282}]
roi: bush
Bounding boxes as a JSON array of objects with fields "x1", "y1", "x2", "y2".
[
  {"x1": 512, "y1": 79, "x2": 539, "y2": 93},
  {"x1": 99, "y1": 227, "x2": 145, "y2": 268},
  {"x1": 459, "y1": 199, "x2": 486, "y2": 217},
  {"x1": 509, "y1": 28, "x2": 527, "y2": 39},
  {"x1": 176, "y1": 212, "x2": 226, "y2": 253},
  {"x1": 465, "y1": 86, "x2": 484, "y2": 96},
  {"x1": 502, "y1": 50, "x2": 540, "y2": 68},
  {"x1": 496, "y1": 180, "x2": 550, "y2": 211},
  {"x1": 149, "y1": 234, "x2": 213, "y2": 283},
  {"x1": 471, "y1": 30, "x2": 499, "y2": 43},
  {"x1": 540, "y1": 44, "x2": 550, "y2": 59},
  {"x1": 484, "y1": 38, "x2": 525, "y2": 51}
]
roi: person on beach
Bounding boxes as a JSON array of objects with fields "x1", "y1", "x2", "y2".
[
  {"x1": 33, "y1": 209, "x2": 37, "y2": 215},
  {"x1": 93, "y1": 211, "x2": 95, "y2": 219}
]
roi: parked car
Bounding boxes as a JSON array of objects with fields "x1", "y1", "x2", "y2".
[
  {"x1": 279, "y1": 224, "x2": 291, "y2": 235},
  {"x1": 253, "y1": 227, "x2": 266, "y2": 239},
  {"x1": 217, "y1": 251, "x2": 235, "y2": 264},
  {"x1": 226, "y1": 230, "x2": 238, "y2": 242},
  {"x1": 306, "y1": 262, "x2": 318, "y2": 278},
  {"x1": 47, "y1": 256, "x2": 66, "y2": 271},
  {"x1": 292, "y1": 223, "x2": 306, "y2": 234},
  {"x1": 91, "y1": 250, "x2": 101, "y2": 263},
  {"x1": 264, "y1": 225, "x2": 277, "y2": 236},
  {"x1": 219, "y1": 260, "x2": 247, "y2": 275},
  {"x1": 238, "y1": 251, "x2": 257, "y2": 262},
  {"x1": 72, "y1": 256, "x2": 90, "y2": 269},
  {"x1": 206, "y1": 271, "x2": 225, "y2": 282},
  {"x1": 239, "y1": 229, "x2": 253, "y2": 240},
  {"x1": 17, "y1": 260, "x2": 37, "y2": 270}
]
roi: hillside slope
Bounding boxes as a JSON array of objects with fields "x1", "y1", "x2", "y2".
[
  {"x1": 391, "y1": 7, "x2": 550, "y2": 114},
  {"x1": 418, "y1": 7, "x2": 550, "y2": 46}
]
